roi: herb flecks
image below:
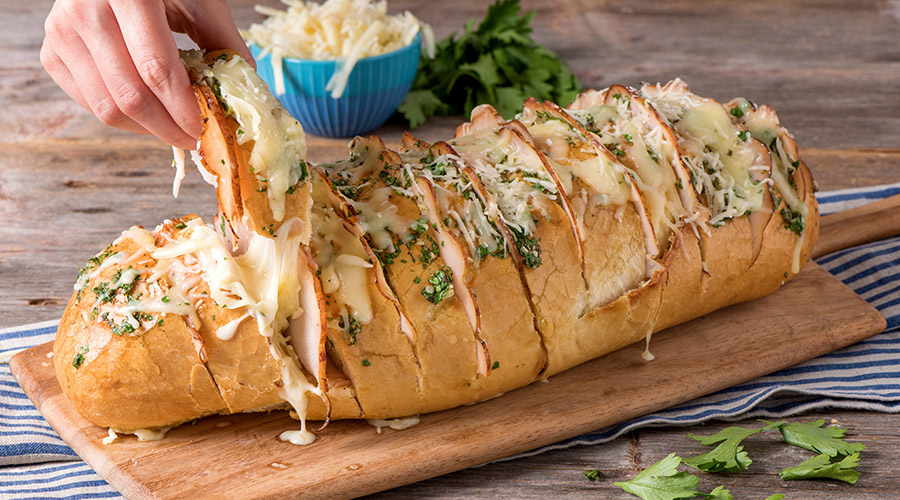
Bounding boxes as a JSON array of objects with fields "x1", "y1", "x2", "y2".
[
  {"x1": 72, "y1": 345, "x2": 89, "y2": 369},
  {"x1": 421, "y1": 266, "x2": 454, "y2": 304},
  {"x1": 780, "y1": 207, "x2": 804, "y2": 235},
  {"x1": 511, "y1": 227, "x2": 542, "y2": 269}
]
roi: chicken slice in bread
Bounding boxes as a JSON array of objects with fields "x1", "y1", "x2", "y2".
[
  {"x1": 399, "y1": 134, "x2": 548, "y2": 398},
  {"x1": 309, "y1": 171, "x2": 424, "y2": 418},
  {"x1": 451, "y1": 115, "x2": 587, "y2": 374},
  {"x1": 322, "y1": 137, "x2": 488, "y2": 411}
]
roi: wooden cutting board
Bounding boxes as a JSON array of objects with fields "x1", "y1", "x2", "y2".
[{"x1": 9, "y1": 262, "x2": 885, "y2": 499}]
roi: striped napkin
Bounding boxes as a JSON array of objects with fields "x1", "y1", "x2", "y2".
[{"x1": 2, "y1": 182, "x2": 900, "y2": 498}]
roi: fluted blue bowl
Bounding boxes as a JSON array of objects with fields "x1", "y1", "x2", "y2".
[{"x1": 250, "y1": 34, "x2": 421, "y2": 138}]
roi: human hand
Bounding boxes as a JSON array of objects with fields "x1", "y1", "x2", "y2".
[{"x1": 41, "y1": 0, "x2": 255, "y2": 149}]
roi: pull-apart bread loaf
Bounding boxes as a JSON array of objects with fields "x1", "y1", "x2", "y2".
[{"x1": 54, "y1": 50, "x2": 818, "y2": 443}]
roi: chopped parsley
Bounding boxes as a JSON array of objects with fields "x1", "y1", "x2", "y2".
[
  {"x1": 338, "y1": 316, "x2": 362, "y2": 345},
  {"x1": 583, "y1": 470, "x2": 601, "y2": 482},
  {"x1": 161, "y1": 295, "x2": 170, "y2": 303},
  {"x1": 298, "y1": 160, "x2": 309, "y2": 182},
  {"x1": 362, "y1": 359, "x2": 371, "y2": 367},
  {"x1": 780, "y1": 207, "x2": 804, "y2": 235},
  {"x1": 72, "y1": 345, "x2": 89, "y2": 369},
  {"x1": 491, "y1": 361, "x2": 500, "y2": 370},
  {"x1": 92, "y1": 269, "x2": 137, "y2": 303},
  {"x1": 173, "y1": 222, "x2": 186, "y2": 229},
  {"x1": 511, "y1": 227, "x2": 542, "y2": 269},
  {"x1": 729, "y1": 106, "x2": 744, "y2": 118},
  {"x1": 409, "y1": 217, "x2": 429, "y2": 235},
  {"x1": 421, "y1": 266, "x2": 454, "y2": 304},
  {"x1": 738, "y1": 130, "x2": 750, "y2": 142}
]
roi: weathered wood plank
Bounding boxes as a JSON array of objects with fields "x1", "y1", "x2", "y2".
[{"x1": 369, "y1": 410, "x2": 892, "y2": 499}]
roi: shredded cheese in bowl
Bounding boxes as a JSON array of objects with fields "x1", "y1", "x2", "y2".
[{"x1": 242, "y1": 0, "x2": 435, "y2": 98}]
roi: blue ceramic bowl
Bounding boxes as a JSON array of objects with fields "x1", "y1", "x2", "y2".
[{"x1": 250, "y1": 34, "x2": 421, "y2": 138}]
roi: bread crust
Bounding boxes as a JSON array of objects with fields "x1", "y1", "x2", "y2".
[{"x1": 54, "y1": 73, "x2": 820, "y2": 433}]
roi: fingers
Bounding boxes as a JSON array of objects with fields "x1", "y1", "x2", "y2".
[
  {"x1": 41, "y1": 0, "x2": 255, "y2": 148},
  {"x1": 173, "y1": 0, "x2": 256, "y2": 69},
  {"x1": 110, "y1": 0, "x2": 202, "y2": 139},
  {"x1": 63, "y1": 0, "x2": 197, "y2": 149},
  {"x1": 42, "y1": 9, "x2": 150, "y2": 136}
]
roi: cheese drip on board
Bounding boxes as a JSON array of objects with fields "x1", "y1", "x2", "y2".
[
  {"x1": 181, "y1": 51, "x2": 308, "y2": 222},
  {"x1": 76, "y1": 216, "x2": 321, "y2": 444},
  {"x1": 242, "y1": 0, "x2": 434, "y2": 98}
]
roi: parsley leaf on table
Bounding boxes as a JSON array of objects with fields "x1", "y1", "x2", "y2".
[
  {"x1": 780, "y1": 452, "x2": 861, "y2": 484},
  {"x1": 397, "y1": 0, "x2": 581, "y2": 128},
  {"x1": 703, "y1": 485, "x2": 734, "y2": 499},
  {"x1": 614, "y1": 454, "x2": 731, "y2": 500},
  {"x1": 583, "y1": 469, "x2": 602, "y2": 482},
  {"x1": 767, "y1": 419, "x2": 866, "y2": 457},
  {"x1": 682, "y1": 421, "x2": 784, "y2": 473}
]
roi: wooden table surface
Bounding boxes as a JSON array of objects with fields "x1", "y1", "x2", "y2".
[{"x1": 1, "y1": 0, "x2": 898, "y2": 498}]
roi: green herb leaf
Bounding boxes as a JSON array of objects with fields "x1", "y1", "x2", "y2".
[
  {"x1": 683, "y1": 421, "x2": 783, "y2": 473},
  {"x1": 764, "y1": 495, "x2": 785, "y2": 500},
  {"x1": 72, "y1": 345, "x2": 89, "y2": 369},
  {"x1": 780, "y1": 452, "x2": 861, "y2": 484},
  {"x1": 703, "y1": 485, "x2": 733, "y2": 500},
  {"x1": 421, "y1": 266, "x2": 454, "y2": 304},
  {"x1": 397, "y1": 90, "x2": 447, "y2": 129},
  {"x1": 397, "y1": 0, "x2": 580, "y2": 127},
  {"x1": 770, "y1": 419, "x2": 865, "y2": 457},
  {"x1": 614, "y1": 454, "x2": 700, "y2": 500},
  {"x1": 583, "y1": 469, "x2": 601, "y2": 482}
]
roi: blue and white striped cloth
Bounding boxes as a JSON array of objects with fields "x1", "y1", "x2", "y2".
[{"x1": 2, "y1": 182, "x2": 900, "y2": 498}]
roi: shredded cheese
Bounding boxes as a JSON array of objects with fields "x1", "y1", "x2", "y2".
[
  {"x1": 640, "y1": 81, "x2": 768, "y2": 232},
  {"x1": 242, "y1": 0, "x2": 434, "y2": 98}
]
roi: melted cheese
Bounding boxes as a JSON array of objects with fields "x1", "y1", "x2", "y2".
[
  {"x1": 182, "y1": 52, "x2": 308, "y2": 222},
  {"x1": 740, "y1": 101, "x2": 809, "y2": 272},
  {"x1": 452, "y1": 128, "x2": 556, "y2": 236},
  {"x1": 171, "y1": 146, "x2": 186, "y2": 198},
  {"x1": 366, "y1": 415, "x2": 420, "y2": 433},
  {"x1": 90, "y1": 217, "x2": 320, "y2": 445},
  {"x1": 519, "y1": 109, "x2": 631, "y2": 207},
  {"x1": 645, "y1": 89, "x2": 766, "y2": 227},
  {"x1": 566, "y1": 100, "x2": 686, "y2": 248},
  {"x1": 310, "y1": 176, "x2": 374, "y2": 326}
]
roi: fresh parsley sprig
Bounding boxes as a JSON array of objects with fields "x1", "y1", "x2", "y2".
[
  {"x1": 780, "y1": 452, "x2": 861, "y2": 484},
  {"x1": 768, "y1": 418, "x2": 866, "y2": 458},
  {"x1": 592, "y1": 419, "x2": 866, "y2": 499},
  {"x1": 683, "y1": 421, "x2": 784, "y2": 473},
  {"x1": 397, "y1": 0, "x2": 581, "y2": 128},
  {"x1": 613, "y1": 454, "x2": 732, "y2": 500}
]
